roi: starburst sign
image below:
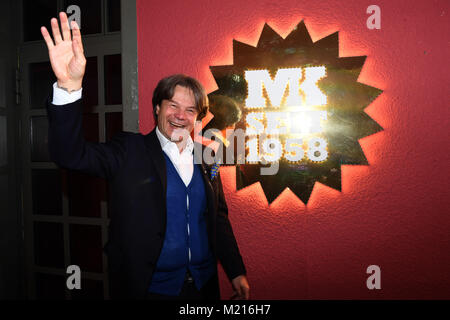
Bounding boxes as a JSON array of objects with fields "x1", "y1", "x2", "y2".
[{"x1": 208, "y1": 21, "x2": 382, "y2": 204}]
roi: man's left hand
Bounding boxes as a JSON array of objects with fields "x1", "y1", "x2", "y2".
[{"x1": 231, "y1": 275, "x2": 250, "y2": 300}]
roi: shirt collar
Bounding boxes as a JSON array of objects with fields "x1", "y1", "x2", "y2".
[{"x1": 155, "y1": 126, "x2": 194, "y2": 154}]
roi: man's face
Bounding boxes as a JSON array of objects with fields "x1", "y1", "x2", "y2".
[{"x1": 156, "y1": 85, "x2": 198, "y2": 146}]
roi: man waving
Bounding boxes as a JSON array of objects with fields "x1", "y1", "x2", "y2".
[{"x1": 41, "y1": 12, "x2": 249, "y2": 300}]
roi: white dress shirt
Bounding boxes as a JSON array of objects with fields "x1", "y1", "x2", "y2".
[
  {"x1": 52, "y1": 82, "x2": 82, "y2": 105},
  {"x1": 155, "y1": 126, "x2": 194, "y2": 187}
]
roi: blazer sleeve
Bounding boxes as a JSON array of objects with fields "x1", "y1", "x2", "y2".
[
  {"x1": 47, "y1": 96, "x2": 128, "y2": 179},
  {"x1": 215, "y1": 170, "x2": 247, "y2": 281}
]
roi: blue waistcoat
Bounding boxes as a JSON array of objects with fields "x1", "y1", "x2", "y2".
[{"x1": 148, "y1": 153, "x2": 216, "y2": 296}]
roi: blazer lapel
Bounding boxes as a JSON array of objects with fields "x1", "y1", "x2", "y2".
[
  {"x1": 144, "y1": 129, "x2": 167, "y2": 197},
  {"x1": 195, "y1": 146, "x2": 216, "y2": 253},
  {"x1": 195, "y1": 142, "x2": 215, "y2": 205}
]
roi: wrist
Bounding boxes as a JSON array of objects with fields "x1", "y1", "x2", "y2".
[{"x1": 56, "y1": 80, "x2": 82, "y2": 93}]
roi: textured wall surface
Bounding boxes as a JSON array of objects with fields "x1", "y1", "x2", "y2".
[{"x1": 136, "y1": 0, "x2": 450, "y2": 299}]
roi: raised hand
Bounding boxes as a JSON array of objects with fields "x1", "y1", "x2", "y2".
[{"x1": 40, "y1": 12, "x2": 86, "y2": 92}]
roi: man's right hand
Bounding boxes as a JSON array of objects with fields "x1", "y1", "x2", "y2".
[{"x1": 40, "y1": 12, "x2": 86, "y2": 93}]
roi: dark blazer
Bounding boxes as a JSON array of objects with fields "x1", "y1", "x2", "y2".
[{"x1": 46, "y1": 97, "x2": 246, "y2": 299}]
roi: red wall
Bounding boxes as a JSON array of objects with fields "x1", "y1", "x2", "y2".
[{"x1": 136, "y1": 0, "x2": 450, "y2": 299}]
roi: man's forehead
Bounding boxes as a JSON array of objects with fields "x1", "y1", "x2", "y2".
[
  {"x1": 166, "y1": 97, "x2": 196, "y2": 108},
  {"x1": 174, "y1": 85, "x2": 194, "y2": 96},
  {"x1": 167, "y1": 86, "x2": 196, "y2": 107}
]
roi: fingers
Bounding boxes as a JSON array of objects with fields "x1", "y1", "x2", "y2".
[
  {"x1": 45, "y1": 12, "x2": 79, "y2": 47},
  {"x1": 242, "y1": 285, "x2": 250, "y2": 300},
  {"x1": 72, "y1": 38, "x2": 85, "y2": 64},
  {"x1": 236, "y1": 285, "x2": 250, "y2": 300},
  {"x1": 50, "y1": 18, "x2": 63, "y2": 44},
  {"x1": 235, "y1": 286, "x2": 243, "y2": 298},
  {"x1": 232, "y1": 284, "x2": 243, "y2": 300},
  {"x1": 40, "y1": 27, "x2": 54, "y2": 49},
  {"x1": 231, "y1": 276, "x2": 250, "y2": 300},
  {"x1": 59, "y1": 12, "x2": 71, "y2": 41},
  {"x1": 71, "y1": 21, "x2": 84, "y2": 54}
]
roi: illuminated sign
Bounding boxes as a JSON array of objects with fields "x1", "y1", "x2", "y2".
[
  {"x1": 208, "y1": 21, "x2": 383, "y2": 204},
  {"x1": 244, "y1": 66, "x2": 328, "y2": 164}
]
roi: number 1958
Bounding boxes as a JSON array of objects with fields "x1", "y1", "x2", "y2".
[{"x1": 247, "y1": 137, "x2": 328, "y2": 163}]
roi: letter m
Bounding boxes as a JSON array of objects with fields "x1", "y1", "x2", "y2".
[{"x1": 245, "y1": 68, "x2": 303, "y2": 108}]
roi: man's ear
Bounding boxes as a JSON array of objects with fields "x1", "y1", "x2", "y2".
[{"x1": 156, "y1": 105, "x2": 160, "y2": 115}]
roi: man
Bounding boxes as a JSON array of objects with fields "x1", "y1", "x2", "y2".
[{"x1": 41, "y1": 12, "x2": 249, "y2": 300}]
